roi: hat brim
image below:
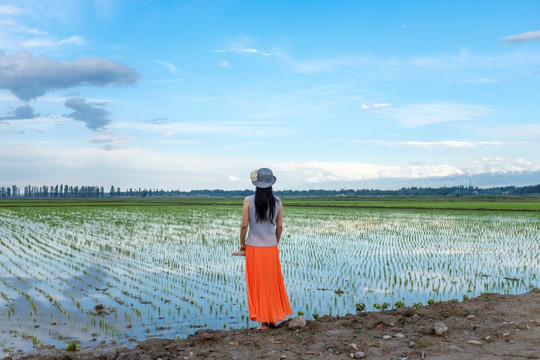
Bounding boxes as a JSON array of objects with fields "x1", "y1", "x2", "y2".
[{"x1": 252, "y1": 176, "x2": 276, "y2": 188}]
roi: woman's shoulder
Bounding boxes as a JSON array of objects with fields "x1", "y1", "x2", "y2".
[{"x1": 274, "y1": 195, "x2": 281, "y2": 203}]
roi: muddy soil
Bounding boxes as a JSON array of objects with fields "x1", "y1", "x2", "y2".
[{"x1": 6, "y1": 292, "x2": 540, "y2": 360}]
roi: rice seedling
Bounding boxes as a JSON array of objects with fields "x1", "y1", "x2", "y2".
[{"x1": 0, "y1": 204, "x2": 538, "y2": 354}]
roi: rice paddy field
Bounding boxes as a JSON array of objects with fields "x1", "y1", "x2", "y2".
[{"x1": 0, "y1": 198, "x2": 539, "y2": 356}]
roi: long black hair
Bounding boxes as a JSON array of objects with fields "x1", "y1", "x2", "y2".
[{"x1": 254, "y1": 186, "x2": 276, "y2": 224}]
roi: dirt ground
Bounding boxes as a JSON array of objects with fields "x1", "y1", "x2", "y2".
[{"x1": 6, "y1": 291, "x2": 540, "y2": 360}]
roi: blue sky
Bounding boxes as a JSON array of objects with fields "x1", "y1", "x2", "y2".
[{"x1": 1, "y1": 0, "x2": 539, "y2": 190}]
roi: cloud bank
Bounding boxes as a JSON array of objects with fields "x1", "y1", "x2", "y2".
[
  {"x1": 278, "y1": 161, "x2": 465, "y2": 183},
  {"x1": 0, "y1": 51, "x2": 139, "y2": 101},
  {"x1": 1, "y1": 140, "x2": 539, "y2": 190},
  {"x1": 275, "y1": 158, "x2": 540, "y2": 186}
]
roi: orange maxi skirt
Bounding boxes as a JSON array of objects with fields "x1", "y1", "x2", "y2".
[{"x1": 245, "y1": 245, "x2": 292, "y2": 323}]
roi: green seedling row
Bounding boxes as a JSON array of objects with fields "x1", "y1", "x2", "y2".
[{"x1": 0, "y1": 204, "x2": 538, "y2": 355}]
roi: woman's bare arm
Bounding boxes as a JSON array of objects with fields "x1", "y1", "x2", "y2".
[
  {"x1": 239, "y1": 197, "x2": 249, "y2": 249},
  {"x1": 275, "y1": 203, "x2": 283, "y2": 243}
]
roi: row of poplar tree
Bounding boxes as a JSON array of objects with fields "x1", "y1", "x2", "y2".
[
  {"x1": 0, "y1": 185, "x2": 174, "y2": 198},
  {"x1": 1, "y1": 185, "x2": 108, "y2": 198}
]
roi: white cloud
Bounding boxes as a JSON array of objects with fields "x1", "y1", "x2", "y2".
[
  {"x1": 0, "y1": 4, "x2": 21, "y2": 14},
  {"x1": 483, "y1": 123, "x2": 540, "y2": 141},
  {"x1": 87, "y1": 134, "x2": 134, "y2": 150},
  {"x1": 360, "y1": 103, "x2": 390, "y2": 110},
  {"x1": 13, "y1": 25, "x2": 45, "y2": 36},
  {"x1": 472, "y1": 157, "x2": 540, "y2": 173},
  {"x1": 0, "y1": 4, "x2": 86, "y2": 51},
  {"x1": 158, "y1": 139, "x2": 198, "y2": 145},
  {"x1": 376, "y1": 102, "x2": 492, "y2": 127},
  {"x1": 501, "y1": 30, "x2": 540, "y2": 44},
  {"x1": 212, "y1": 41, "x2": 369, "y2": 74},
  {"x1": 222, "y1": 141, "x2": 265, "y2": 150},
  {"x1": 0, "y1": 142, "x2": 246, "y2": 189},
  {"x1": 459, "y1": 77, "x2": 501, "y2": 84},
  {"x1": 1, "y1": 141, "x2": 539, "y2": 189},
  {"x1": 238, "y1": 47, "x2": 259, "y2": 54},
  {"x1": 211, "y1": 37, "x2": 538, "y2": 76},
  {"x1": 282, "y1": 56, "x2": 365, "y2": 74},
  {"x1": 155, "y1": 60, "x2": 179, "y2": 75},
  {"x1": 274, "y1": 158, "x2": 540, "y2": 185},
  {"x1": 124, "y1": 120, "x2": 291, "y2": 137},
  {"x1": 353, "y1": 140, "x2": 506, "y2": 148},
  {"x1": 21, "y1": 35, "x2": 86, "y2": 48},
  {"x1": 0, "y1": 114, "x2": 69, "y2": 132},
  {"x1": 409, "y1": 51, "x2": 476, "y2": 69},
  {"x1": 480, "y1": 78, "x2": 499, "y2": 83},
  {"x1": 218, "y1": 61, "x2": 229, "y2": 68},
  {"x1": 276, "y1": 161, "x2": 464, "y2": 183},
  {"x1": 213, "y1": 42, "x2": 278, "y2": 57}
]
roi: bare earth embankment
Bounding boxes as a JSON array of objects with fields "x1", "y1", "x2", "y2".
[{"x1": 6, "y1": 291, "x2": 539, "y2": 360}]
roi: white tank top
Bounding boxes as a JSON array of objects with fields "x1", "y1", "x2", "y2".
[{"x1": 246, "y1": 195, "x2": 281, "y2": 247}]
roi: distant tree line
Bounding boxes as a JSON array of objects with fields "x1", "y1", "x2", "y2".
[
  {"x1": 1, "y1": 185, "x2": 104, "y2": 198},
  {"x1": 1, "y1": 183, "x2": 539, "y2": 199},
  {"x1": 179, "y1": 184, "x2": 540, "y2": 197},
  {"x1": 0, "y1": 185, "x2": 20, "y2": 198},
  {"x1": 274, "y1": 184, "x2": 540, "y2": 197}
]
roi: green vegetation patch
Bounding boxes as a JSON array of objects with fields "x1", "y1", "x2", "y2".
[{"x1": 1, "y1": 196, "x2": 539, "y2": 211}]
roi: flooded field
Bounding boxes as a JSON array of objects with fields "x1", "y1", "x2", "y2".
[{"x1": 0, "y1": 204, "x2": 538, "y2": 355}]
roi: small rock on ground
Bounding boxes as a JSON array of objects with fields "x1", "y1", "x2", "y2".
[
  {"x1": 350, "y1": 351, "x2": 366, "y2": 358},
  {"x1": 434, "y1": 322, "x2": 448, "y2": 336},
  {"x1": 444, "y1": 345, "x2": 463, "y2": 352},
  {"x1": 288, "y1": 315, "x2": 307, "y2": 330}
]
